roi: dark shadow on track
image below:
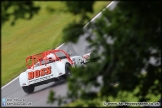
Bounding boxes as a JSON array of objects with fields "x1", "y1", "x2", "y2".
[{"x1": 25, "y1": 79, "x2": 67, "y2": 95}]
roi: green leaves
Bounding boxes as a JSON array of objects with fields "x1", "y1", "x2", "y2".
[
  {"x1": 1, "y1": 1, "x2": 40, "y2": 25},
  {"x1": 62, "y1": 22, "x2": 84, "y2": 43},
  {"x1": 47, "y1": 90, "x2": 55, "y2": 104},
  {"x1": 65, "y1": 1, "x2": 95, "y2": 15},
  {"x1": 48, "y1": 1, "x2": 161, "y2": 106}
]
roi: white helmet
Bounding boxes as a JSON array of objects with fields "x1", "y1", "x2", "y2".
[{"x1": 47, "y1": 53, "x2": 57, "y2": 60}]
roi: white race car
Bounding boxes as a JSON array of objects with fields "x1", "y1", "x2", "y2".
[{"x1": 19, "y1": 49, "x2": 91, "y2": 93}]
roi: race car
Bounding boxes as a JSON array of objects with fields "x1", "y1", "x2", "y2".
[{"x1": 19, "y1": 49, "x2": 91, "y2": 93}]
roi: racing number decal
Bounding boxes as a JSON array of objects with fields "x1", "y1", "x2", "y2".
[
  {"x1": 46, "y1": 66, "x2": 51, "y2": 74},
  {"x1": 28, "y1": 72, "x2": 34, "y2": 80},
  {"x1": 40, "y1": 68, "x2": 45, "y2": 76},
  {"x1": 34, "y1": 70, "x2": 40, "y2": 78},
  {"x1": 28, "y1": 66, "x2": 51, "y2": 80}
]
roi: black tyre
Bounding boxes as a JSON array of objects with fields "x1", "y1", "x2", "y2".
[
  {"x1": 22, "y1": 85, "x2": 34, "y2": 93},
  {"x1": 62, "y1": 63, "x2": 72, "y2": 79}
]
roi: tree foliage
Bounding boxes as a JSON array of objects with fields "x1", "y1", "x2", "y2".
[
  {"x1": 1, "y1": 1, "x2": 161, "y2": 107},
  {"x1": 49, "y1": 1, "x2": 161, "y2": 107},
  {"x1": 65, "y1": 1, "x2": 95, "y2": 15},
  {"x1": 1, "y1": 1, "x2": 40, "y2": 25}
]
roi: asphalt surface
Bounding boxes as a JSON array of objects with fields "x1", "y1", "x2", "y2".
[{"x1": 1, "y1": 1, "x2": 117, "y2": 107}]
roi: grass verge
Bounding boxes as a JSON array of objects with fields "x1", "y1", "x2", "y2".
[{"x1": 1, "y1": 1, "x2": 111, "y2": 86}]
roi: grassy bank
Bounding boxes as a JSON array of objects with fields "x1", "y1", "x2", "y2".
[{"x1": 1, "y1": 1, "x2": 111, "y2": 86}]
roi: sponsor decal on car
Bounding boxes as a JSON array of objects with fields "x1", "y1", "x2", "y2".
[
  {"x1": 28, "y1": 66, "x2": 51, "y2": 80},
  {"x1": 28, "y1": 74, "x2": 53, "y2": 84},
  {"x1": 83, "y1": 55, "x2": 89, "y2": 59}
]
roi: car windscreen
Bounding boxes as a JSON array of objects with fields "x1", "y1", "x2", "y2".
[{"x1": 55, "y1": 52, "x2": 67, "y2": 59}]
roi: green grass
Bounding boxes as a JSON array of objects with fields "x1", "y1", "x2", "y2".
[{"x1": 1, "y1": 1, "x2": 111, "y2": 86}]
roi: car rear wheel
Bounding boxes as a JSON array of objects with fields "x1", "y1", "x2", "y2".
[
  {"x1": 62, "y1": 63, "x2": 72, "y2": 80},
  {"x1": 22, "y1": 85, "x2": 34, "y2": 93}
]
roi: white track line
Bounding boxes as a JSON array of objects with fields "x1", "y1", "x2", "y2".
[
  {"x1": 84, "y1": 1, "x2": 114, "y2": 28},
  {"x1": 1, "y1": 1, "x2": 114, "y2": 89},
  {"x1": 55, "y1": 43, "x2": 65, "y2": 50},
  {"x1": 1, "y1": 76, "x2": 19, "y2": 89}
]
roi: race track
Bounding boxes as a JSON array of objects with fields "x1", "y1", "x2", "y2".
[{"x1": 1, "y1": 1, "x2": 117, "y2": 107}]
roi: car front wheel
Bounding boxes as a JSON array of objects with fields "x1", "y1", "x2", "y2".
[
  {"x1": 62, "y1": 63, "x2": 72, "y2": 80},
  {"x1": 22, "y1": 85, "x2": 34, "y2": 94}
]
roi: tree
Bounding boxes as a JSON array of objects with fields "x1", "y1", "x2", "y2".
[
  {"x1": 2, "y1": 1, "x2": 161, "y2": 107},
  {"x1": 48, "y1": 1, "x2": 161, "y2": 107},
  {"x1": 1, "y1": 1, "x2": 40, "y2": 25}
]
